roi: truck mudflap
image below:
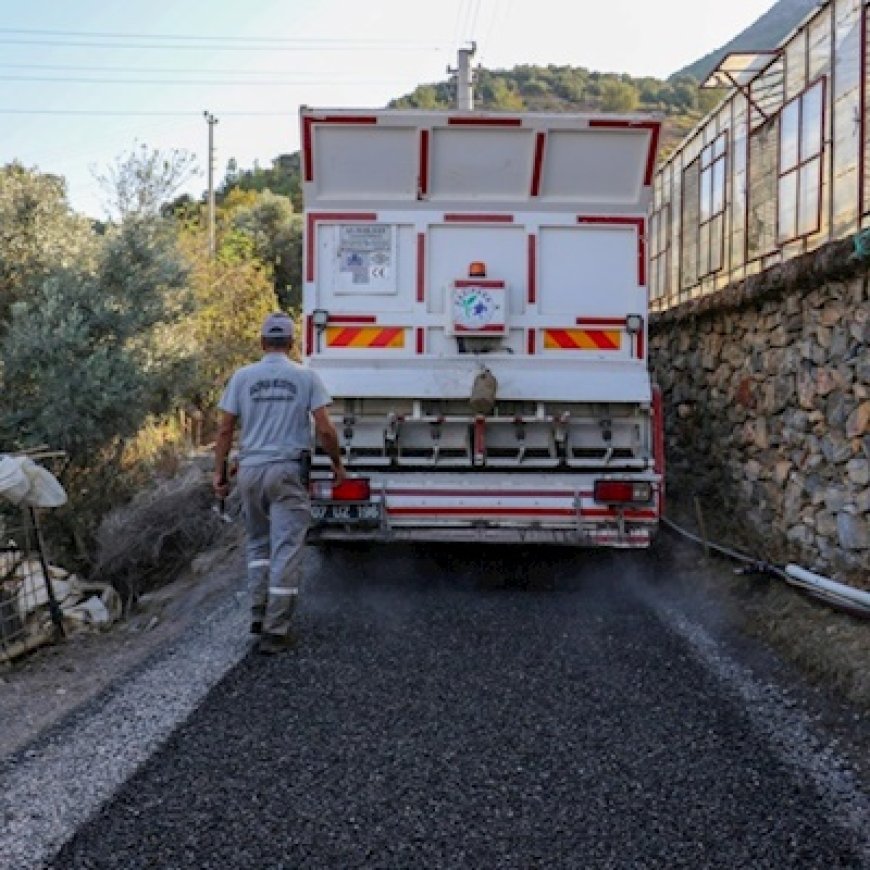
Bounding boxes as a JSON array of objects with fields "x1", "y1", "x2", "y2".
[{"x1": 307, "y1": 473, "x2": 660, "y2": 549}]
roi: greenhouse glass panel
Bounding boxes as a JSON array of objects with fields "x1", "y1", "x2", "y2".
[
  {"x1": 710, "y1": 215, "x2": 724, "y2": 272},
  {"x1": 748, "y1": 119, "x2": 779, "y2": 258},
  {"x1": 681, "y1": 159, "x2": 700, "y2": 289},
  {"x1": 700, "y1": 167, "x2": 712, "y2": 221},
  {"x1": 780, "y1": 99, "x2": 800, "y2": 169},
  {"x1": 798, "y1": 158, "x2": 821, "y2": 236},
  {"x1": 779, "y1": 171, "x2": 798, "y2": 241},
  {"x1": 699, "y1": 220, "x2": 711, "y2": 277},
  {"x1": 712, "y1": 158, "x2": 726, "y2": 214},
  {"x1": 801, "y1": 81, "x2": 824, "y2": 159}
]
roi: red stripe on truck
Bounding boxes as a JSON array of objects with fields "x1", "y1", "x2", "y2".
[
  {"x1": 327, "y1": 314, "x2": 378, "y2": 324},
  {"x1": 385, "y1": 506, "x2": 657, "y2": 519},
  {"x1": 419, "y1": 130, "x2": 430, "y2": 196},
  {"x1": 387, "y1": 507, "x2": 577, "y2": 518},
  {"x1": 454, "y1": 279, "x2": 505, "y2": 288},
  {"x1": 444, "y1": 214, "x2": 514, "y2": 223},
  {"x1": 302, "y1": 116, "x2": 314, "y2": 182},
  {"x1": 527, "y1": 234, "x2": 537, "y2": 304},
  {"x1": 385, "y1": 488, "x2": 585, "y2": 498},
  {"x1": 416, "y1": 233, "x2": 426, "y2": 302},
  {"x1": 576, "y1": 317, "x2": 626, "y2": 326},
  {"x1": 447, "y1": 116, "x2": 523, "y2": 126},
  {"x1": 530, "y1": 132, "x2": 546, "y2": 196}
]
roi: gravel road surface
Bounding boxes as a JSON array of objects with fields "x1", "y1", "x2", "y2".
[{"x1": 6, "y1": 543, "x2": 869, "y2": 869}]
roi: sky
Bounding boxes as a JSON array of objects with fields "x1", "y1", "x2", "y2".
[{"x1": 0, "y1": 0, "x2": 777, "y2": 217}]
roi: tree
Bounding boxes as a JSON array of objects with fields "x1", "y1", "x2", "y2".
[
  {"x1": 0, "y1": 215, "x2": 195, "y2": 562},
  {"x1": 220, "y1": 153, "x2": 302, "y2": 213},
  {"x1": 600, "y1": 80, "x2": 640, "y2": 112},
  {"x1": 94, "y1": 142, "x2": 199, "y2": 221},
  {"x1": 177, "y1": 228, "x2": 278, "y2": 407},
  {"x1": 0, "y1": 163, "x2": 98, "y2": 322},
  {"x1": 0, "y1": 218, "x2": 192, "y2": 461}
]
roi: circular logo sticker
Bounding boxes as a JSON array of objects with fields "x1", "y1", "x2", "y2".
[{"x1": 454, "y1": 287, "x2": 497, "y2": 330}]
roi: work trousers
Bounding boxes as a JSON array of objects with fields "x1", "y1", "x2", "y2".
[{"x1": 238, "y1": 461, "x2": 309, "y2": 637}]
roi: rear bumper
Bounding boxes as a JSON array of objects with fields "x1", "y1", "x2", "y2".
[{"x1": 307, "y1": 471, "x2": 660, "y2": 549}]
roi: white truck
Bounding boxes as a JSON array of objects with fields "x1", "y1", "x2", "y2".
[{"x1": 301, "y1": 107, "x2": 664, "y2": 548}]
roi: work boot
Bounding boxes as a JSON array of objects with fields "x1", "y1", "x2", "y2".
[{"x1": 256, "y1": 632, "x2": 296, "y2": 655}]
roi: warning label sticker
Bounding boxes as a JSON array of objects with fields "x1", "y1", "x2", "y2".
[{"x1": 337, "y1": 225, "x2": 394, "y2": 291}]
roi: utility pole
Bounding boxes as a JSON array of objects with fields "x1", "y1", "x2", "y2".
[
  {"x1": 203, "y1": 111, "x2": 219, "y2": 258},
  {"x1": 448, "y1": 42, "x2": 477, "y2": 111}
]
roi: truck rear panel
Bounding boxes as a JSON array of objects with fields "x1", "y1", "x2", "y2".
[{"x1": 300, "y1": 109, "x2": 663, "y2": 547}]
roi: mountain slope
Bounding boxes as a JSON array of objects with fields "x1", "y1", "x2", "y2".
[{"x1": 671, "y1": 0, "x2": 819, "y2": 82}]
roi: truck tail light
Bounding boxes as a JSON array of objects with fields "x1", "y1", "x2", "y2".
[
  {"x1": 594, "y1": 480, "x2": 652, "y2": 504},
  {"x1": 311, "y1": 477, "x2": 371, "y2": 501}
]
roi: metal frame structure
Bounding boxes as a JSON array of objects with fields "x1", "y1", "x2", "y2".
[{"x1": 651, "y1": 0, "x2": 870, "y2": 309}]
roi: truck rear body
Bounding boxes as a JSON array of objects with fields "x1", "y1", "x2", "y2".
[{"x1": 301, "y1": 108, "x2": 663, "y2": 547}]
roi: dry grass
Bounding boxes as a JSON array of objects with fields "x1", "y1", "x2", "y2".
[{"x1": 91, "y1": 467, "x2": 226, "y2": 611}]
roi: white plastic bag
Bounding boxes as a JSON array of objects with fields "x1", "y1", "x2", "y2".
[
  {"x1": 20, "y1": 458, "x2": 67, "y2": 507},
  {"x1": 0, "y1": 455, "x2": 67, "y2": 507},
  {"x1": 0, "y1": 456, "x2": 30, "y2": 505}
]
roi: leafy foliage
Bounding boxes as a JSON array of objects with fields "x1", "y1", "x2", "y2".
[
  {"x1": 0, "y1": 204, "x2": 195, "y2": 566},
  {"x1": 176, "y1": 226, "x2": 278, "y2": 409},
  {"x1": 0, "y1": 163, "x2": 98, "y2": 323},
  {"x1": 221, "y1": 153, "x2": 302, "y2": 213},
  {"x1": 0, "y1": 219, "x2": 191, "y2": 462},
  {"x1": 225, "y1": 189, "x2": 302, "y2": 309}
]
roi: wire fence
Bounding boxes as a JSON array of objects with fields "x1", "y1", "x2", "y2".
[{"x1": 0, "y1": 503, "x2": 65, "y2": 664}]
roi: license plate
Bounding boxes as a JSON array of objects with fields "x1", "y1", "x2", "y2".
[{"x1": 310, "y1": 502, "x2": 382, "y2": 525}]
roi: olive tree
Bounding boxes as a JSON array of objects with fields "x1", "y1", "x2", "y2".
[{"x1": 0, "y1": 163, "x2": 98, "y2": 322}]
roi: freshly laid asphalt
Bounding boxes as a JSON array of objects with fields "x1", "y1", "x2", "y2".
[{"x1": 46, "y1": 544, "x2": 868, "y2": 869}]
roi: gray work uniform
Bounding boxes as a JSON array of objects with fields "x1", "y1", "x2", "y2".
[{"x1": 219, "y1": 353, "x2": 331, "y2": 636}]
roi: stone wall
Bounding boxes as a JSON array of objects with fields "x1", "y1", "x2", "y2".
[{"x1": 649, "y1": 239, "x2": 869, "y2": 583}]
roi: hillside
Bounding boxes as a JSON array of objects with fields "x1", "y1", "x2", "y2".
[
  {"x1": 388, "y1": 65, "x2": 724, "y2": 156},
  {"x1": 220, "y1": 63, "x2": 725, "y2": 219},
  {"x1": 670, "y1": 0, "x2": 819, "y2": 82}
]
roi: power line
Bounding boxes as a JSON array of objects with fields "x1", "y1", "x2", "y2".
[
  {"x1": 0, "y1": 37, "x2": 441, "y2": 52},
  {"x1": 0, "y1": 74, "x2": 397, "y2": 86},
  {"x1": 0, "y1": 61, "x2": 388, "y2": 77},
  {"x1": 0, "y1": 27, "x2": 437, "y2": 45}
]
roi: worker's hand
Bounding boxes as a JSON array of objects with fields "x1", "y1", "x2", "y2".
[
  {"x1": 331, "y1": 460, "x2": 347, "y2": 486},
  {"x1": 213, "y1": 472, "x2": 230, "y2": 499}
]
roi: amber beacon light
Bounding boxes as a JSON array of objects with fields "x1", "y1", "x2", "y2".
[{"x1": 468, "y1": 261, "x2": 487, "y2": 277}]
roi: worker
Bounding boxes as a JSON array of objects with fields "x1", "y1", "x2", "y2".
[{"x1": 213, "y1": 311, "x2": 345, "y2": 655}]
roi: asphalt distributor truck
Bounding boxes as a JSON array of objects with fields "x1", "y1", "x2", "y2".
[{"x1": 301, "y1": 108, "x2": 664, "y2": 548}]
